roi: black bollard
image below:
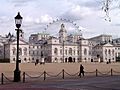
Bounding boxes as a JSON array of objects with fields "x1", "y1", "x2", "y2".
[
  {"x1": 44, "y1": 71, "x2": 46, "y2": 80},
  {"x1": 23, "y1": 72, "x2": 25, "y2": 83},
  {"x1": 96, "y1": 69, "x2": 98, "y2": 77},
  {"x1": 111, "y1": 69, "x2": 113, "y2": 76},
  {"x1": 1, "y1": 73, "x2": 3, "y2": 85},
  {"x1": 62, "y1": 69, "x2": 64, "y2": 79}
]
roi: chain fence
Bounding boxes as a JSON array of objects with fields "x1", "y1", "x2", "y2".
[
  {"x1": 1, "y1": 73, "x2": 13, "y2": 84},
  {"x1": 1, "y1": 68, "x2": 120, "y2": 84}
]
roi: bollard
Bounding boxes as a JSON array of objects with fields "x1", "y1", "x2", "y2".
[
  {"x1": 62, "y1": 69, "x2": 64, "y2": 79},
  {"x1": 96, "y1": 69, "x2": 98, "y2": 77},
  {"x1": 44, "y1": 71, "x2": 46, "y2": 80},
  {"x1": 23, "y1": 72, "x2": 25, "y2": 83},
  {"x1": 1, "y1": 73, "x2": 3, "y2": 85},
  {"x1": 111, "y1": 69, "x2": 113, "y2": 76}
]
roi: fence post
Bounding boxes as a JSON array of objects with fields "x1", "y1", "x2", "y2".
[
  {"x1": 96, "y1": 69, "x2": 98, "y2": 77},
  {"x1": 23, "y1": 72, "x2": 25, "y2": 83},
  {"x1": 62, "y1": 69, "x2": 64, "y2": 79},
  {"x1": 111, "y1": 68, "x2": 113, "y2": 76},
  {"x1": 1, "y1": 73, "x2": 3, "y2": 85},
  {"x1": 44, "y1": 71, "x2": 46, "y2": 80}
]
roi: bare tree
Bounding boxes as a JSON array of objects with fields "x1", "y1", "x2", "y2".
[
  {"x1": 102, "y1": 0, "x2": 120, "y2": 22},
  {"x1": 102, "y1": 0, "x2": 112, "y2": 22}
]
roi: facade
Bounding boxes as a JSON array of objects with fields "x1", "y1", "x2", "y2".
[
  {"x1": 0, "y1": 31, "x2": 30, "y2": 63},
  {"x1": 92, "y1": 43, "x2": 115, "y2": 62},
  {"x1": 0, "y1": 24, "x2": 120, "y2": 63}
]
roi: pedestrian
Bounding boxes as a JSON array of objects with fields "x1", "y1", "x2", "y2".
[{"x1": 79, "y1": 64, "x2": 84, "y2": 77}]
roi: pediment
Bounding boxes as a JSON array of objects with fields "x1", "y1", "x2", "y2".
[
  {"x1": 10, "y1": 39, "x2": 28, "y2": 45},
  {"x1": 103, "y1": 43, "x2": 113, "y2": 47}
]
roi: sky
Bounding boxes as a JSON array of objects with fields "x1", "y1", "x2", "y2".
[{"x1": 0, "y1": 0, "x2": 120, "y2": 40}]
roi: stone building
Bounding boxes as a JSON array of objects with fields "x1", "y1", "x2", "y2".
[
  {"x1": 29, "y1": 24, "x2": 90, "y2": 63},
  {"x1": 0, "y1": 24, "x2": 119, "y2": 63},
  {"x1": 0, "y1": 30, "x2": 30, "y2": 63}
]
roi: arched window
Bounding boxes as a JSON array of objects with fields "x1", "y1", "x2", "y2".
[
  {"x1": 55, "y1": 58, "x2": 58, "y2": 62},
  {"x1": 77, "y1": 50, "x2": 79, "y2": 55},
  {"x1": 60, "y1": 49, "x2": 62, "y2": 55},
  {"x1": 105, "y1": 49, "x2": 107, "y2": 55},
  {"x1": 69, "y1": 48, "x2": 72, "y2": 55},
  {"x1": 23, "y1": 47, "x2": 27, "y2": 55},
  {"x1": 24, "y1": 58, "x2": 27, "y2": 61},
  {"x1": 84, "y1": 48, "x2": 87, "y2": 55},
  {"x1": 65, "y1": 50, "x2": 67, "y2": 55},
  {"x1": 54, "y1": 48, "x2": 58, "y2": 55},
  {"x1": 32, "y1": 58, "x2": 34, "y2": 60},
  {"x1": 13, "y1": 58, "x2": 15, "y2": 61},
  {"x1": 12, "y1": 47, "x2": 16, "y2": 55},
  {"x1": 108, "y1": 49, "x2": 111, "y2": 55},
  {"x1": 112, "y1": 49, "x2": 114, "y2": 55},
  {"x1": 19, "y1": 48, "x2": 22, "y2": 55},
  {"x1": 74, "y1": 50, "x2": 75, "y2": 55}
]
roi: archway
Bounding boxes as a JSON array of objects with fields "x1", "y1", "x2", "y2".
[
  {"x1": 65, "y1": 58, "x2": 67, "y2": 62},
  {"x1": 68, "y1": 57, "x2": 72, "y2": 62}
]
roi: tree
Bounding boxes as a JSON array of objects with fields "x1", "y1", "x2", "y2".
[{"x1": 102, "y1": 0, "x2": 120, "y2": 22}]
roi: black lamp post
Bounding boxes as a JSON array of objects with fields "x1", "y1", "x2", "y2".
[{"x1": 14, "y1": 12, "x2": 23, "y2": 82}]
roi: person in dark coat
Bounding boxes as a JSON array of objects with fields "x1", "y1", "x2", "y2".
[{"x1": 79, "y1": 64, "x2": 84, "y2": 77}]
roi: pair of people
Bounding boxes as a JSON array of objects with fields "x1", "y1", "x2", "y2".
[{"x1": 79, "y1": 64, "x2": 84, "y2": 77}]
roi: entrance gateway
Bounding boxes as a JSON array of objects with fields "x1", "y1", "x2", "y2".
[{"x1": 68, "y1": 57, "x2": 72, "y2": 62}]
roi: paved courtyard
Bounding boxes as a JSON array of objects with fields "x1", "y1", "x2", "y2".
[{"x1": 0, "y1": 76, "x2": 120, "y2": 90}]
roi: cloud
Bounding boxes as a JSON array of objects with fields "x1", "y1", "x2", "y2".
[
  {"x1": 10, "y1": 0, "x2": 37, "y2": 7},
  {"x1": 61, "y1": 4, "x2": 94, "y2": 21},
  {"x1": 40, "y1": 14, "x2": 53, "y2": 23}
]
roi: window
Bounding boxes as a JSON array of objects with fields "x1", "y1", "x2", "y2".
[
  {"x1": 84, "y1": 48, "x2": 87, "y2": 55},
  {"x1": 54, "y1": 48, "x2": 58, "y2": 55},
  {"x1": 118, "y1": 52, "x2": 120, "y2": 56},
  {"x1": 74, "y1": 50, "x2": 75, "y2": 55},
  {"x1": 55, "y1": 58, "x2": 58, "y2": 62},
  {"x1": 60, "y1": 49, "x2": 62, "y2": 55},
  {"x1": 77, "y1": 50, "x2": 79, "y2": 55},
  {"x1": 105, "y1": 49, "x2": 107, "y2": 55},
  {"x1": 33, "y1": 51, "x2": 34, "y2": 55},
  {"x1": 33, "y1": 46, "x2": 35, "y2": 48},
  {"x1": 13, "y1": 58, "x2": 15, "y2": 61},
  {"x1": 19, "y1": 48, "x2": 22, "y2": 55},
  {"x1": 37, "y1": 51, "x2": 39, "y2": 55},
  {"x1": 24, "y1": 58, "x2": 27, "y2": 61},
  {"x1": 23, "y1": 47, "x2": 27, "y2": 55},
  {"x1": 112, "y1": 49, "x2": 114, "y2": 56},
  {"x1": 69, "y1": 48, "x2": 72, "y2": 55},
  {"x1": 37, "y1": 46, "x2": 39, "y2": 49},
  {"x1": 65, "y1": 50, "x2": 67, "y2": 55},
  {"x1": 108, "y1": 49, "x2": 111, "y2": 55},
  {"x1": 12, "y1": 47, "x2": 16, "y2": 55}
]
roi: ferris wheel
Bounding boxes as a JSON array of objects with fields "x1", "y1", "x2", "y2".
[{"x1": 43, "y1": 18, "x2": 83, "y2": 37}]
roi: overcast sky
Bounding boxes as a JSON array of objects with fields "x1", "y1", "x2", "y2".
[{"x1": 0, "y1": 0, "x2": 120, "y2": 40}]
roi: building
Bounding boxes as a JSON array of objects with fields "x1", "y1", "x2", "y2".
[
  {"x1": 29, "y1": 24, "x2": 90, "y2": 63},
  {"x1": 0, "y1": 30, "x2": 30, "y2": 63},
  {"x1": 0, "y1": 24, "x2": 119, "y2": 63}
]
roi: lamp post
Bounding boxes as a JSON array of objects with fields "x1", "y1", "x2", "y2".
[{"x1": 14, "y1": 12, "x2": 23, "y2": 82}]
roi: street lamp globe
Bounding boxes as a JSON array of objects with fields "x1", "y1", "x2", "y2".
[{"x1": 15, "y1": 12, "x2": 23, "y2": 29}]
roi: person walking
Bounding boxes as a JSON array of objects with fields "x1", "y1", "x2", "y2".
[{"x1": 79, "y1": 64, "x2": 84, "y2": 77}]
